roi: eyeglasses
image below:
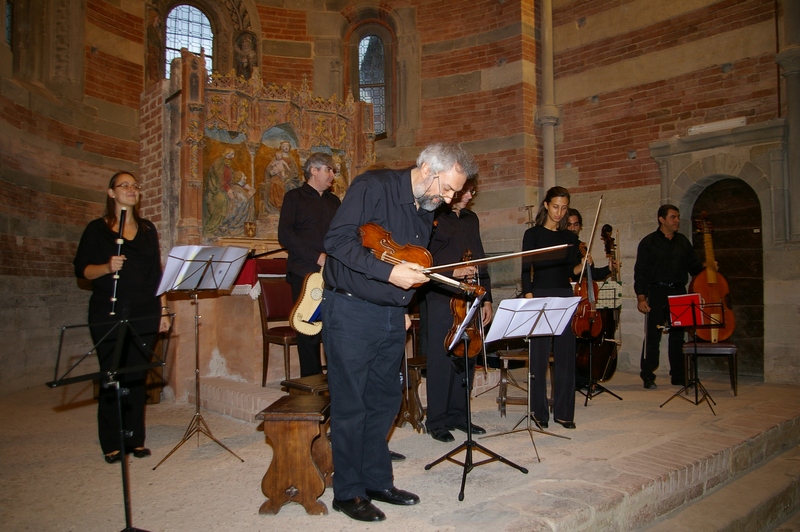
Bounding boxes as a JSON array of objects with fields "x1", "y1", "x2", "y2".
[
  {"x1": 114, "y1": 182, "x2": 143, "y2": 190},
  {"x1": 430, "y1": 175, "x2": 459, "y2": 201}
]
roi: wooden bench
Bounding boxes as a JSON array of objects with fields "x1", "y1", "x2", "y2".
[
  {"x1": 256, "y1": 394, "x2": 333, "y2": 515},
  {"x1": 281, "y1": 373, "x2": 329, "y2": 395}
]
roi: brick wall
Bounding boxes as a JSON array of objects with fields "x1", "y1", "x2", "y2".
[
  {"x1": 553, "y1": 0, "x2": 779, "y2": 193},
  {"x1": 85, "y1": 0, "x2": 144, "y2": 109},
  {"x1": 256, "y1": 5, "x2": 314, "y2": 86}
]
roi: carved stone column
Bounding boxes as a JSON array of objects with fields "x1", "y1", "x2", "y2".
[
  {"x1": 177, "y1": 51, "x2": 207, "y2": 245},
  {"x1": 776, "y1": 44, "x2": 800, "y2": 241}
]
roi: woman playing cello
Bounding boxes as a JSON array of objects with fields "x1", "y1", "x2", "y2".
[{"x1": 521, "y1": 187, "x2": 586, "y2": 429}]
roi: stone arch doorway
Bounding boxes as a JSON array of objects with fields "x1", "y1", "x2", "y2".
[{"x1": 689, "y1": 177, "x2": 764, "y2": 378}]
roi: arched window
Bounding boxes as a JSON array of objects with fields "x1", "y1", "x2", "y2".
[
  {"x1": 350, "y1": 25, "x2": 393, "y2": 140},
  {"x1": 165, "y1": 5, "x2": 214, "y2": 78},
  {"x1": 5, "y1": 0, "x2": 13, "y2": 47}
]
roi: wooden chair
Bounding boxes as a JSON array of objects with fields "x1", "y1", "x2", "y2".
[{"x1": 258, "y1": 274, "x2": 297, "y2": 386}]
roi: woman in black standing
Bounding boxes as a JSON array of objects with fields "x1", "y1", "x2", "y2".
[
  {"x1": 521, "y1": 186, "x2": 585, "y2": 429},
  {"x1": 73, "y1": 172, "x2": 171, "y2": 463}
]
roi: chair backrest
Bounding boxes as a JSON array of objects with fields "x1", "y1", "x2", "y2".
[{"x1": 258, "y1": 278, "x2": 294, "y2": 324}]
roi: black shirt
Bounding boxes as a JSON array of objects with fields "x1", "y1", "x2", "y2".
[
  {"x1": 633, "y1": 229, "x2": 704, "y2": 296},
  {"x1": 426, "y1": 207, "x2": 492, "y2": 302},
  {"x1": 521, "y1": 224, "x2": 581, "y2": 295},
  {"x1": 278, "y1": 182, "x2": 341, "y2": 278},
  {"x1": 73, "y1": 218, "x2": 162, "y2": 312},
  {"x1": 323, "y1": 167, "x2": 434, "y2": 307}
]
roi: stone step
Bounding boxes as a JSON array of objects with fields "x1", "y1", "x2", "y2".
[{"x1": 645, "y1": 444, "x2": 800, "y2": 531}]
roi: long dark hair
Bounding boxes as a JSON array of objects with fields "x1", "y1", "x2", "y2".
[
  {"x1": 534, "y1": 186, "x2": 571, "y2": 229},
  {"x1": 104, "y1": 171, "x2": 145, "y2": 231}
]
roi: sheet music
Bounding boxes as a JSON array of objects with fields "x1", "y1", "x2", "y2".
[
  {"x1": 484, "y1": 297, "x2": 581, "y2": 344},
  {"x1": 157, "y1": 246, "x2": 249, "y2": 295}
]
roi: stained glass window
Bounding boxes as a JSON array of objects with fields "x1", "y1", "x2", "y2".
[
  {"x1": 358, "y1": 35, "x2": 386, "y2": 136},
  {"x1": 165, "y1": 5, "x2": 213, "y2": 78},
  {"x1": 5, "y1": 0, "x2": 13, "y2": 47}
]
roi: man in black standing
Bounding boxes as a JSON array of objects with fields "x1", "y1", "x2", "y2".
[
  {"x1": 422, "y1": 183, "x2": 493, "y2": 443},
  {"x1": 321, "y1": 142, "x2": 476, "y2": 522},
  {"x1": 634, "y1": 204, "x2": 704, "y2": 389},
  {"x1": 278, "y1": 152, "x2": 339, "y2": 376}
]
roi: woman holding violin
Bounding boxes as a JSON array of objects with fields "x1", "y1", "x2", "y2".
[
  {"x1": 421, "y1": 183, "x2": 493, "y2": 444},
  {"x1": 521, "y1": 186, "x2": 585, "y2": 429}
]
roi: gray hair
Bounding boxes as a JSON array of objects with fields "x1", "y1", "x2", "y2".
[
  {"x1": 303, "y1": 152, "x2": 335, "y2": 180},
  {"x1": 417, "y1": 142, "x2": 478, "y2": 178}
]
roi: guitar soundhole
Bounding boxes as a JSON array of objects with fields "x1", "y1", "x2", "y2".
[{"x1": 311, "y1": 288, "x2": 323, "y2": 300}]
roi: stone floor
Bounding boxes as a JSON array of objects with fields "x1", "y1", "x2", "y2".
[{"x1": 1, "y1": 368, "x2": 798, "y2": 531}]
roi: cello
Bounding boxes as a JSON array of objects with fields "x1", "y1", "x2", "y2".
[
  {"x1": 689, "y1": 213, "x2": 735, "y2": 343},
  {"x1": 576, "y1": 225, "x2": 621, "y2": 383},
  {"x1": 571, "y1": 242, "x2": 603, "y2": 339}
]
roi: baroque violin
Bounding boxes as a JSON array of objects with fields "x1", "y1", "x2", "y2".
[
  {"x1": 444, "y1": 250, "x2": 483, "y2": 358},
  {"x1": 689, "y1": 213, "x2": 735, "y2": 343},
  {"x1": 359, "y1": 222, "x2": 486, "y2": 296}
]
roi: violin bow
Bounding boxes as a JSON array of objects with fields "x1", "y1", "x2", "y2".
[
  {"x1": 422, "y1": 244, "x2": 570, "y2": 274},
  {"x1": 578, "y1": 195, "x2": 603, "y2": 284}
]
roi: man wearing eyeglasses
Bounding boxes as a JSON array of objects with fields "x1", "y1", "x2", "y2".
[
  {"x1": 421, "y1": 183, "x2": 493, "y2": 443},
  {"x1": 321, "y1": 142, "x2": 476, "y2": 522},
  {"x1": 278, "y1": 152, "x2": 340, "y2": 377}
]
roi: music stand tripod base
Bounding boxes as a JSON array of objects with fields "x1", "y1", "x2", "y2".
[
  {"x1": 153, "y1": 291, "x2": 244, "y2": 468},
  {"x1": 425, "y1": 298, "x2": 527, "y2": 501},
  {"x1": 153, "y1": 246, "x2": 250, "y2": 468},
  {"x1": 659, "y1": 299, "x2": 721, "y2": 416}
]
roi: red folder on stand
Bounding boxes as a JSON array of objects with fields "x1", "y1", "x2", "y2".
[{"x1": 668, "y1": 293, "x2": 704, "y2": 327}]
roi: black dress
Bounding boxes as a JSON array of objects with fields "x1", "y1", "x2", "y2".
[
  {"x1": 520, "y1": 224, "x2": 581, "y2": 424},
  {"x1": 73, "y1": 218, "x2": 163, "y2": 454}
]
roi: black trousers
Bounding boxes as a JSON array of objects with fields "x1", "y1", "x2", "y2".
[
  {"x1": 422, "y1": 292, "x2": 475, "y2": 432},
  {"x1": 321, "y1": 290, "x2": 405, "y2": 500},
  {"x1": 640, "y1": 285, "x2": 686, "y2": 383},
  {"x1": 528, "y1": 287, "x2": 576, "y2": 424},
  {"x1": 89, "y1": 304, "x2": 159, "y2": 455},
  {"x1": 287, "y1": 272, "x2": 323, "y2": 377}
]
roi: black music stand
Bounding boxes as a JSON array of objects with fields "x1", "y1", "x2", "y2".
[
  {"x1": 153, "y1": 245, "x2": 249, "y2": 469},
  {"x1": 577, "y1": 280, "x2": 623, "y2": 405},
  {"x1": 425, "y1": 293, "x2": 528, "y2": 501},
  {"x1": 481, "y1": 296, "x2": 582, "y2": 458},
  {"x1": 659, "y1": 295, "x2": 724, "y2": 415},
  {"x1": 47, "y1": 312, "x2": 170, "y2": 532}
]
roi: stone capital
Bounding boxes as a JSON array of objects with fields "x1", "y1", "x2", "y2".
[
  {"x1": 776, "y1": 45, "x2": 800, "y2": 76},
  {"x1": 536, "y1": 104, "x2": 560, "y2": 127}
]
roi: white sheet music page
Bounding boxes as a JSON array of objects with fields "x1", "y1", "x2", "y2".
[
  {"x1": 157, "y1": 246, "x2": 249, "y2": 295},
  {"x1": 484, "y1": 296, "x2": 581, "y2": 344}
]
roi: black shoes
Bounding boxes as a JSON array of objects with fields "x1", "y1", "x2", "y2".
[
  {"x1": 643, "y1": 380, "x2": 658, "y2": 389},
  {"x1": 389, "y1": 450, "x2": 406, "y2": 461},
  {"x1": 332, "y1": 496, "x2": 386, "y2": 522},
  {"x1": 104, "y1": 451, "x2": 122, "y2": 464},
  {"x1": 671, "y1": 378, "x2": 686, "y2": 386},
  {"x1": 555, "y1": 419, "x2": 576, "y2": 429},
  {"x1": 365, "y1": 487, "x2": 420, "y2": 506},
  {"x1": 131, "y1": 447, "x2": 151, "y2": 458},
  {"x1": 530, "y1": 416, "x2": 548, "y2": 429},
  {"x1": 429, "y1": 426, "x2": 454, "y2": 442},
  {"x1": 448, "y1": 422, "x2": 486, "y2": 435}
]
